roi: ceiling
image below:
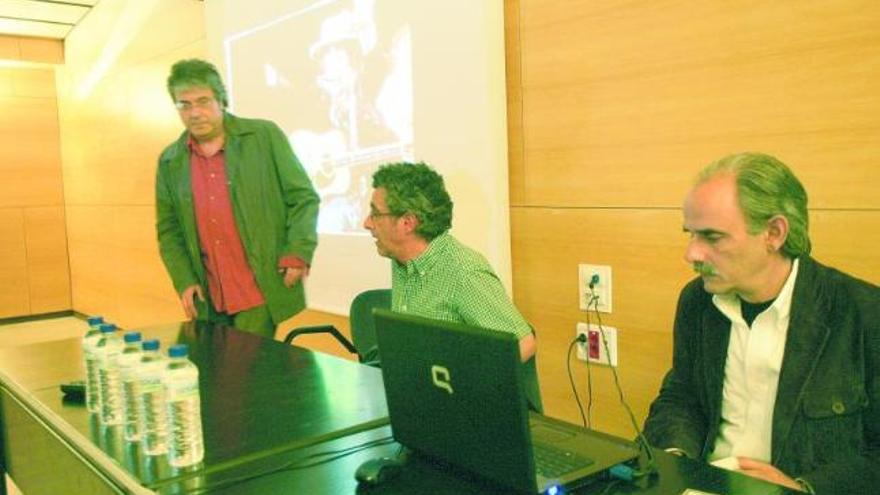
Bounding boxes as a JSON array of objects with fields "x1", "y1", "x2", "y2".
[{"x1": 0, "y1": 0, "x2": 99, "y2": 40}]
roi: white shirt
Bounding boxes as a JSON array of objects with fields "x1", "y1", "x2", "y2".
[{"x1": 709, "y1": 259, "x2": 800, "y2": 462}]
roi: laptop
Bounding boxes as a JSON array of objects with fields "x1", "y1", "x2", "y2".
[{"x1": 373, "y1": 308, "x2": 640, "y2": 494}]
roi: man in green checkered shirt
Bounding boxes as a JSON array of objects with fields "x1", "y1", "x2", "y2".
[{"x1": 363, "y1": 162, "x2": 542, "y2": 411}]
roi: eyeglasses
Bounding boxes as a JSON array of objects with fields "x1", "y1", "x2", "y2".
[
  {"x1": 368, "y1": 208, "x2": 399, "y2": 220},
  {"x1": 175, "y1": 97, "x2": 217, "y2": 112}
]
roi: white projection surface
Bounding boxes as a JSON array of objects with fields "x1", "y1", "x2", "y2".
[{"x1": 206, "y1": 0, "x2": 512, "y2": 315}]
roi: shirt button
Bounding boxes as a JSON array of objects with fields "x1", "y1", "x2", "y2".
[
  {"x1": 209, "y1": 196, "x2": 215, "y2": 200},
  {"x1": 210, "y1": 173, "x2": 216, "y2": 178},
  {"x1": 215, "y1": 240, "x2": 220, "y2": 245},
  {"x1": 831, "y1": 401, "x2": 846, "y2": 414}
]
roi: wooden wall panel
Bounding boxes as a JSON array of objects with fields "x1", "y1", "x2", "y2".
[
  {"x1": 809, "y1": 210, "x2": 880, "y2": 284},
  {"x1": 0, "y1": 62, "x2": 70, "y2": 319},
  {"x1": 0, "y1": 35, "x2": 63, "y2": 64},
  {"x1": 504, "y1": 0, "x2": 526, "y2": 205},
  {"x1": 515, "y1": 1, "x2": 880, "y2": 209},
  {"x1": 0, "y1": 209, "x2": 30, "y2": 317},
  {"x1": 520, "y1": 2, "x2": 880, "y2": 88},
  {"x1": 56, "y1": 0, "x2": 204, "y2": 329},
  {"x1": 24, "y1": 207, "x2": 71, "y2": 313},
  {"x1": 0, "y1": 68, "x2": 13, "y2": 95},
  {"x1": 512, "y1": 207, "x2": 688, "y2": 433},
  {"x1": 66, "y1": 206, "x2": 118, "y2": 318},
  {"x1": 0, "y1": 36, "x2": 16, "y2": 60},
  {"x1": 12, "y1": 69, "x2": 56, "y2": 98},
  {"x1": 0, "y1": 95, "x2": 64, "y2": 209},
  {"x1": 64, "y1": 205, "x2": 180, "y2": 329},
  {"x1": 17, "y1": 37, "x2": 64, "y2": 64},
  {"x1": 113, "y1": 206, "x2": 191, "y2": 328},
  {"x1": 507, "y1": 0, "x2": 880, "y2": 438}
]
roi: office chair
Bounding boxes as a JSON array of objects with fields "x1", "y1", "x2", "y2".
[{"x1": 283, "y1": 289, "x2": 391, "y2": 366}]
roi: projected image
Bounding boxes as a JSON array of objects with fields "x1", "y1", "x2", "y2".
[{"x1": 224, "y1": 0, "x2": 414, "y2": 234}]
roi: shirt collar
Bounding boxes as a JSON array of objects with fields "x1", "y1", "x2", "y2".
[
  {"x1": 713, "y1": 258, "x2": 800, "y2": 324},
  {"x1": 398, "y1": 232, "x2": 451, "y2": 276},
  {"x1": 186, "y1": 133, "x2": 226, "y2": 158}
]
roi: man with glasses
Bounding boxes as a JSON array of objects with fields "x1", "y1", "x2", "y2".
[
  {"x1": 643, "y1": 152, "x2": 879, "y2": 494},
  {"x1": 155, "y1": 58, "x2": 319, "y2": 338},
  {"x1": 363, "y1": 162, "x2": 542, "y2": 411}
]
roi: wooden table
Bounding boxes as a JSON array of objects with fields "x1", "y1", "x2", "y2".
[
  {"x1": 0, "y1": 320, "x2": 389, "y2": 494},
  {"x1": 0, "y1": 319, "x2": 798, "y2": 494}
]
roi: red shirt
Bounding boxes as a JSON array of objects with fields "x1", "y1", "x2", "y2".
[{"x1": 189, "y1": 137, "x2": 265, "y2": 314}]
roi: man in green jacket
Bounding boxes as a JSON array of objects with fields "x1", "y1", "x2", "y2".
[{"x1": 156, "y1": 59, "x2": 319, "y2": 338}]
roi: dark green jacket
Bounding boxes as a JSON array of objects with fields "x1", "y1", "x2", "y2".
[
  {"x1": 644, "y1": 256, "x2": 879, "y2": 494},
  {"x1": 155, "y1": 113, "x2": 319, "y2": 324}
]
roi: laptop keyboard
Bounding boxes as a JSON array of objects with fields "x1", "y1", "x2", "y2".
[{"x1": 533, "y1": 442, "x2": 594, "y2": 478}]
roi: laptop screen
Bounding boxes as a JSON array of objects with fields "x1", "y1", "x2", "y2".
[{"x1": 373, "y1": 308, "x2": 537, "y2": 491}]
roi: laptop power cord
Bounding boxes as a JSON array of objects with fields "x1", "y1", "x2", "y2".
[
  {"x1": 588, "y1": 294, "x2": 659, "y2": 480},
  {"x1": 567, "y1": 333, "x2": 590, "y2": 428},
  {"x1": 610, "y1": 463, "x2": 636, "y2": 481}
]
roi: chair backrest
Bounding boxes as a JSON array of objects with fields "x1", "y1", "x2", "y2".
[{"x1": 349, "y1": 289, "x2": 391, "y2": 362}]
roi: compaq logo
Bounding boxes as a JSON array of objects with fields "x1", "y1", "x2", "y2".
[{"x1": 431, "y1": 365, "x2": 453, "y2": 394}]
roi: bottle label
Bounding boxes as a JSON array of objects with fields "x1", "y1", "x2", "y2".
[
  {"x1": 141, "y1": 377, "x2": 163, "y2": 392},
  {"x1": 167, "y1": 382, "x2": 199, "y2": 400}
]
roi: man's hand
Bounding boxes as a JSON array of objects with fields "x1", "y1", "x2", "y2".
[
  {"x1": 518, "y1": 332, "x2": 537, "y2": 363},
  {"x1": 180, "y1": 285, "x2": 205, "y2": 319},
  {"x1": 737, "y1": 457, "x2": 803, "y2": 491},
  {"x1": 282, "y1": 266, "x2": 306, "y2": 288}
]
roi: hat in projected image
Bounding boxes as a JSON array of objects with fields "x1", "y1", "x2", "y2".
[{"x1": 309, "y1": 6, "x2": 377, "y2": 58}]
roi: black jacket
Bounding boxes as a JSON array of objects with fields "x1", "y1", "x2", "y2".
[{"x1": 643, "y1": 256, "x2": 879, "y2": 494}]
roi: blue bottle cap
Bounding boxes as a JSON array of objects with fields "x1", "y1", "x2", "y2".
[
  {"x1": 168, "y1": 344, "x2": 189, "y2": 358},
  {"x1": 87, "y1": 316, "x2": 104, "y2": 325},
  {"x1": 123, "y1": 331, "x2": 142, "y2": 343},
  {"x1": 142, "y1": 339, "x2": 160, "y2": 351},
  {"x1": 99, "y1": 323, "x2": 117, "y2": 333}
]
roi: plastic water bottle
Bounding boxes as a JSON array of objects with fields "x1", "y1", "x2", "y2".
[
  {"x1": 118, "y1": 331, "x2": 143, "y2": 441},
  {"x1": 137, "y1": 339, "x2": 168, "y2": 455},
  {"x1": 164, "y1": 344, "x2": 204, "y2": 467},
  {"x1": 82, "y1": 315, "x2": 104, "y2": 413},
  {"x1": 95, "y1": 323, "x2": 124, "y2": 425}
]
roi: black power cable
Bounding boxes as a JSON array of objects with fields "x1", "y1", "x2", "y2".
[
  {"x1": 588, "y1": 289, "x2": 657, "y2": 477},
  {"x1": 567, "y1": 334, "x2": 588, "y2": 427},
  {"x1": 584, "y1": 292, "x2": 597, "y2": 428}
]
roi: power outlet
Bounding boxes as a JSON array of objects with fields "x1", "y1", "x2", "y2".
[
  {"x1": 578, "y1": 264, "x2": 612, "y2": 313},
  {"x1": 576, "y1": 322, "x2": 618, "y2": 367}
]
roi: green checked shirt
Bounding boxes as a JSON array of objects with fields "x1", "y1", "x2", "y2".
[
  {"x1": 391, "y1": 233, "x2": 530, "y2": 337},
  {"x1": 391, "y1": 233, "x2": 543, "y2": 411}
]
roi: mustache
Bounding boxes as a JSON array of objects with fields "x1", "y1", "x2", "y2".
[{"x1": 692, "y1": 263, "x2": 717, "y2": 277}]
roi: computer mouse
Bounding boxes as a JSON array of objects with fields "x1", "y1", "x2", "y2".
[{"x1": 354, "y1": 456, "x2": 404, "y2": 486}]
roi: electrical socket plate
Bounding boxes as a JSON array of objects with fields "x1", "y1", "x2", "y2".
[
  {"x1": 578, "y1": 264, "x2": 612, "y2": 313},
  {"x1": 576, "y1": 322, "x2": 618, "y2": 367}
]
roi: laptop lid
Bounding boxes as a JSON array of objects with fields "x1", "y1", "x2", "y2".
[{"x1": 374, "y1": 308, "x2": 539, "y2": 492}]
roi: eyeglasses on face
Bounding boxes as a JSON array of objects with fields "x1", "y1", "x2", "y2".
[
  {"x1": 368, "y1": 208, "x2": 399, "y2": 220},
  {"x1": 175, "y1": 97, "x2": 217, "y2": 112}
]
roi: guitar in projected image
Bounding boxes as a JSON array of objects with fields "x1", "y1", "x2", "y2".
[{"x1": 293, "y1": 134, "x2": 414, "y2": 234}]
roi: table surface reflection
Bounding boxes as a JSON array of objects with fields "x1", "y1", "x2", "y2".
[{"x1": 0, "y1": 320, "x2": 389, "y2": 493}]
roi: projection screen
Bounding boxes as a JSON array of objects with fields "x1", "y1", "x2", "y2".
[{"x1": 205, "y1": 0, "x2": 512, "y2": 315}]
